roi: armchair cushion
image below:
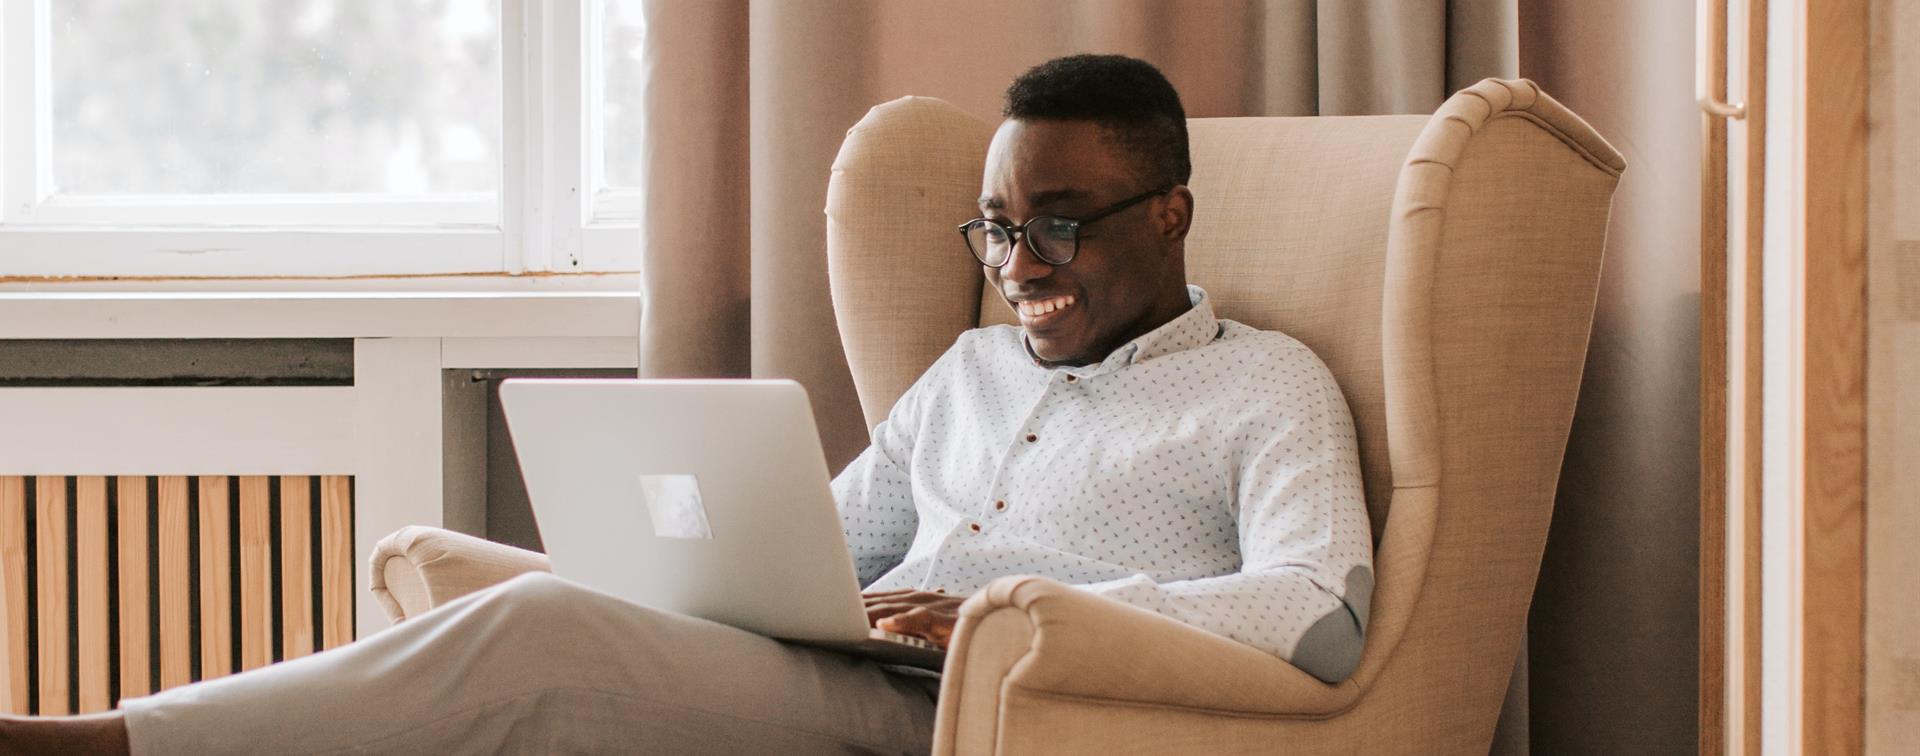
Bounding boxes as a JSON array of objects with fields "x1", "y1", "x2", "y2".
[
  {"x1": 945, "y1": 575, "x2": 1354, "y2": 712},
  {"x1": 369, "y1": 525, "x2": 550, "y2": 623},
  {"x1": 371, "y1": 541, "x2": 1355, "y2": 716}
]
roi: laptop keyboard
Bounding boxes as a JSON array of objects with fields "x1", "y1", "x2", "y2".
[{"x1": 872, "y1": 629, "x2": 942, "y2": 651}]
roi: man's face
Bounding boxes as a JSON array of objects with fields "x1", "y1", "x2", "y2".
[{"x1": 978, "y1": 119, "x2": 1192, "y2": 366}]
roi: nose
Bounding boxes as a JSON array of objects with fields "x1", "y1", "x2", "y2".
[{"x1": 998, "y1": 233, "x2": 1055, "y2": 283}]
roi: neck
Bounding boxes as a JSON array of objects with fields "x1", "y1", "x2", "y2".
[
  {"x1": 1042, "y1": 282, "x2": 1192, "y2": 368},
  {"x1": 1125, "y1": 282, "x2": 1196, "y2": 344}
]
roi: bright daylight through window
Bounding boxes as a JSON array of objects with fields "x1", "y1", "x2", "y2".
[
  {"x1": 596, "y1": 0, "x2": 645, "y2": 201},
  {"x1": 0, "y1": 0, "x2": 645, "y2": 279},
  {"x1": 52, "y1": 0, "x2": 500, "y2": 198}
]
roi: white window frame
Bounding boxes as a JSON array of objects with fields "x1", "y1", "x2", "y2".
[
  {"x1": 582, "y1": 0, "x2": 645, "y2": 223},
  {"x1": 0, "y1": 0, "x2": 642, "y2": 279}
]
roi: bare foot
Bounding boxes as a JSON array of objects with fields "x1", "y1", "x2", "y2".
[{"x1": 0, "y1": 712, "x2": 130, "y2": 756}]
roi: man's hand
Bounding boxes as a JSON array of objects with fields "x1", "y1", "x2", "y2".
[{"x1": 862, "y1": 589, "x2": 966, "y2": 649}]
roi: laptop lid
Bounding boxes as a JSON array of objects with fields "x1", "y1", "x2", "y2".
[{"x1": 499, "y1": 378, "x2": 874, "y2": 644}]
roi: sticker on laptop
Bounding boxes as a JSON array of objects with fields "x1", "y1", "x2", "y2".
[{"x1": 638, "y1": 473, "x2": 714, "y2": 540}]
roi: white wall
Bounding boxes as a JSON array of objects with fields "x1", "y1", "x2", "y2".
[{"x1": 1866, "y1": 0, "x2": 1920, "y2": 750}]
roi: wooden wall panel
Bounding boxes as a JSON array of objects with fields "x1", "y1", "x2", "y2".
[
  {"x1": 1802, "y1": 0, "x2": 1869, "y2": 751},
  {"x1": 1698, "y1": 0, "x2": 1730, "y2": 748},
  {"x1": 238, "y1": 476, "x2": 273, "y2": 672},
  {"x1": 280, "y1": 476, "x2": 315, "y2": 660},
  {"x1": 116, "y1": 476, "x2": 151, "y2": 701},
  {"x1": 35, "y1": 477, "x2": 69, "y2": 715},
  {"x1": 74, "y1": 476, "x2": 110, "y2": 713},
  {"x1": 1, "y1": 473, "x2": 353, "y2": 710},
  {"x1": 155, "y1": 476, "x2": 192, "y2": 691},
  {"x1": 1740, "y1": 4, "x2": 1768, "y2": 743},
  {"x1": 197, "y1": 475, "x2": 232, "y2": 681},
  {"x1": 321, "y1": 476, "x2": 354, "y2": 649},
  {"x1": 0, "y1": 478, "x2": 28, "y2": 714}
]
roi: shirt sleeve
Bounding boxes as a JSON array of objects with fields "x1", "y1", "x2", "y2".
[
  {"x1": 830, "y1": 364, "x2": 936, "y2": 587},
  {"x1": 1074, "y1": 357, "x2": 1374, "y2": 683}
]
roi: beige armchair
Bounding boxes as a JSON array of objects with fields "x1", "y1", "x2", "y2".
[{"x1": 372, "y1": 78, "x2": 1622, "y2": 755}]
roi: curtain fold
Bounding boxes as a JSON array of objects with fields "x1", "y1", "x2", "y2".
[
  {"x1": 641, "y1": 0, "x2": 1516, "y2": 468},
  {"x1": 638, "y1": 1, "x2": 750, "y2": 379}
]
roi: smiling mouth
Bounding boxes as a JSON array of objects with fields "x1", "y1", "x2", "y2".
[{"x1": 1014, "y1": 294, "x2": 1076, "y2": 328}]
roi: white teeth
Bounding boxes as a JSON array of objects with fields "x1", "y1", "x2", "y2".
[{"x1": 1017, "y1": 295, "x2": 1075, "y2": 318}]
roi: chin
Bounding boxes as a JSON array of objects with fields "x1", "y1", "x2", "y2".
[{"x1": 1028, "y1": 337, "x2": 1091, "y2": 366}]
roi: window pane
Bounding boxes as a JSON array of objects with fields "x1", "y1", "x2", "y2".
[
  {"x1": 50, "y1": 0, "x2": 501, "y2": 195},
  {"x1": 600, "y1": 0, "x2": 646, "y2": 190}
]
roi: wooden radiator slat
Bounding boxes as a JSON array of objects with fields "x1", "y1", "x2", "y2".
[
  {"x1": 156, "y1": 477, "x2": 191, "y2": 691},
  {"x1": 35, "y1": 476, "x2": 70, "y2": 715},
  {"x1": 75, "y1": 476, "x2": 110, "y2": 713},
  {"x1": 197, "y1": 475, "x2": 233, "y2": 681},
  {"x1": 238, "y1": 476, "x2": 272, "y2": 671},
  {"x1": 3, "y1": 473, "x2": 353, "y2": 711},
  {"x1": 321, "y1": 476, "x2": 353, "y2": 649},
  {"x1": 280, "y1": 477, "x2": 315, "y2": 660},
  {"x1": 0, "y1": 477, "x2": 28, "y2": 714},
  {"x1": 116, "y1": 477, "x2": 151, "y2": 701}
]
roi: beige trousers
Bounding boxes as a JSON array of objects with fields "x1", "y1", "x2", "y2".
[{"x1": 119, "y1": 572, "x2": 941, "y2": 755}]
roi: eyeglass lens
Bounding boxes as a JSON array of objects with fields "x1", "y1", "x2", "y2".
[{"x1": 964, "y1": 217, "x2": 1077, "y2": 267}]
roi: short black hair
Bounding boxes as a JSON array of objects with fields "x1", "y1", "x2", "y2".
[{"x1": 1003, "y1": 54, "x2": 1190, "y2": 187}]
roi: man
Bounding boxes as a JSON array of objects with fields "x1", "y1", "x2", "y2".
[{"x1": 0, "y1": 54, "x2": 1370, "y2": 755}]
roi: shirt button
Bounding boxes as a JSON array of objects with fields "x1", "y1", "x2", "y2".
[
  {"x1": 1025, "y1": 432, "x2": 1038, "y2": 443},
  {"x1": 993, "y1": 499, "x2": 1008, "y2": 512},
  {"x1": 968, "y1": 521, "x2": 982, "y2": 533},
  {"x1": 1064, "y1": 374, "x2": 1078, "y2": 383}
]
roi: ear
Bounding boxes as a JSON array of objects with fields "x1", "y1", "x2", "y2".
[{"x1": 1158, "y1": 185, "x2": 1195, "y2": 243}]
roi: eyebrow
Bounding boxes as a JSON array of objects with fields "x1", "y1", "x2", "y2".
[{"x1": 978, "y1": 187, "x2": 1094, "y2": 213}]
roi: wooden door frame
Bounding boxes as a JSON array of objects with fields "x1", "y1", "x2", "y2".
[
  {"x1": 1703, "y1": 0, "x2": 1865, "y2": 752},
  {"x1": 1699, "y1": 0, "x2": 1730, "y2": 744},
  {"x1": 1700, "y1": 0, "x2": 1768, "y2": 751},
  {"x1": 1798, "y1": 0, "x2": 1868, "y2": 750}
]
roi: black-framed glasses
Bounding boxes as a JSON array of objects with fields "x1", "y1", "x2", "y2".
[{"x1": 958, "y1": 186, "x2": 1171, "y2": 267}]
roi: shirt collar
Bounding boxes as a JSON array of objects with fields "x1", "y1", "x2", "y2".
[{"x1": 1023, "y1": 285, "x2": 1221, "y2": 376}]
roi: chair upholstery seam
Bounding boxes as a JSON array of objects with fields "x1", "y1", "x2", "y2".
[
  {"x1": 1002, "y1": 685, "x2": 1363, "y2": 722},
  {"x1": 1488, "y1": 112, "x2": 1625, "y2": 177},
  {"x1": 986, "y1": 598, "x2": 1364, "y2": 722}
]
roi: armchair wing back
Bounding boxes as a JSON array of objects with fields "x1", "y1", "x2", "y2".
[{"x1": 826, "y1": 79, "x2": 1623, "y2": 753}]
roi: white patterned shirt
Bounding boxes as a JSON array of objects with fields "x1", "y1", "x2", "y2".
[{"x1": 832, "y1": 285, "x2": 1375, "y2": 682}]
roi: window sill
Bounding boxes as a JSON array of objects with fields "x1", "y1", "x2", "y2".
[{"x1": 0, "y1": 273, "x2": 641, "y2": 341}]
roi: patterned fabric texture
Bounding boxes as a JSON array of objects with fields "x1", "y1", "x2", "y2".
[{"x1": 833, "y1": 286, "x2": 1374, "y2": 682}]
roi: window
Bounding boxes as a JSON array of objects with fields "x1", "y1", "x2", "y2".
[
  {"x1": 590, "y1": 0, "x2": 645, "y2": 221},
  {"x1": 0, "y1": 0, "x2": 644, "y2": 278}
]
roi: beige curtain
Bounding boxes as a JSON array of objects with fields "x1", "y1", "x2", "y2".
[{"x1": 641, "y1": 0, "x2": 1517, "y2": 468}]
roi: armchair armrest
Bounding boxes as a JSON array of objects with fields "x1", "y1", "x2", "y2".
[
  {"x1": 369, "y1": 525, "x2": 551, "y2": 623},
  {"x1": 936, "y1": 575, "x2": 1361, "y2": 753}
]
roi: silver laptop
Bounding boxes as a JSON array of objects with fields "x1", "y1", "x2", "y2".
[{"x1": 499, "y1": 378, "x2": 944, "y2": 670}]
